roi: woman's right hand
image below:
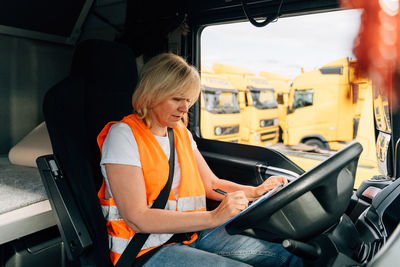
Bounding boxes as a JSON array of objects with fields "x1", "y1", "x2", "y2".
[{"x1": 210, "y1": 190, "x2": 249, "y2": 227}]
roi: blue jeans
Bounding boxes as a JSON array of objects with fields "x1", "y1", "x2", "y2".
[{"x1": 143, "y1": 227, "x2": 302, "y2": 266}]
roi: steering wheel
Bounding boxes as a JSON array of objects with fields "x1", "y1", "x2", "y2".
[{"x1": 226, "y1": 142, "x2": 363, "y2": 242}]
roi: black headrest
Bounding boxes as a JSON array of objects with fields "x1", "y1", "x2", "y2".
[
  {"x1": 69, "y1": 39, "x2": 137, "y2": 153},
  {"x1": 71, "y1": 39, "x2": 138, "y2": 92}
]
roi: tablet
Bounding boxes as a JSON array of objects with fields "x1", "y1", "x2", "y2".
[{"x1": 200, "y1": 183, "x2": 284, "y2": 242}]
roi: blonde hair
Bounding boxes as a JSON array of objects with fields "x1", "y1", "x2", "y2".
[{"x1": 132, "y1": 53, "x2": 200, "y2": 126}]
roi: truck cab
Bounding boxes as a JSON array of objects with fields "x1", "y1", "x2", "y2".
[
  {"x1": 283, "y1": 58, "x2": 371, "y2": 150},
  {"x1": 0, "y1": 1, "x2": 399, "y2": 267},
  {"x1": 200, "y1": 69, "x2": 241, "y2": 143},
  {"x1": 213, "y1": 63, "x2": 279, "y2": 147}
]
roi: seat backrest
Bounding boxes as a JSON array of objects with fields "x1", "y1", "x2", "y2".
[
  {"x1": 70, "y1": 39, "x2": 138, "y2": 190},
  {"x1": 43, "y1": 39, "x2": 138, "y2": 266}
]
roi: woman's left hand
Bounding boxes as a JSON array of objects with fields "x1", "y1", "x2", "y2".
[{"x1": 253, "y1": 176, "x2": 288, "y2": 199}]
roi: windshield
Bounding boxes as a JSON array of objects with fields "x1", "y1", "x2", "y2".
[
  {"x1": 249, "y1": 88, "x2": 278, "y2": 109},
  {"x1": 200, "y1": 9, "x2": 380, "y2": 189},
  {"x1": 202, "y1": 87, "x2": 240, "y2": 114}
]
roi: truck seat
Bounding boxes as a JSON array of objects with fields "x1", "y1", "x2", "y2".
[{"x1": 42, "y1": 39, "x2": 138, "y2": 266}]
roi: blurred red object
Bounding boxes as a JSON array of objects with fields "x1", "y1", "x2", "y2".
[{"x1": 341, "y1": 0, "x2": 399, "y2": 103}]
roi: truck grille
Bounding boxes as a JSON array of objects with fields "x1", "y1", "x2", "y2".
[{"x1": 260, "y1": 130, "x2": 277, "y2": 142}]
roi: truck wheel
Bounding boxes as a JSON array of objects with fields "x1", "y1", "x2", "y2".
[{"x1": 304, "y1": 139, "x2": 326, "y2": 149}]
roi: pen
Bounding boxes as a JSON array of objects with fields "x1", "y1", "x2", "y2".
[{"x1": 213, "y1": 188, "x2": 227, "y2": 195}]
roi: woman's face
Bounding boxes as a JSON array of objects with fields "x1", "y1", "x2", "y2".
[{"x1": 149, "y1": 94, "x2": 191, "y2": 133}]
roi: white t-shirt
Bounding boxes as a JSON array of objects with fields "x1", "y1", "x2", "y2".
[{"x1": 100, "y1": 123, "x2": 197, "y2": 199}]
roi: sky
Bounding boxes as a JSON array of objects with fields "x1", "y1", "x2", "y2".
[{"x1": 201, "y1": 9, "x2": 362, "y2": 79}]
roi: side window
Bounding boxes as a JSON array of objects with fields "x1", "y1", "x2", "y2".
[
  {"x1": 293, "y1": 89, "x2": 313, "y2": 109},
  {"x1": 200, "y1": 9, "x2": 380, "y2": 188}
]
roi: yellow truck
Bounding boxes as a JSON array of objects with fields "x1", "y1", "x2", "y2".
[
  {"x1": 260, "y1": 60, "x2": 377, "y2": 186},
  {"x1": 213, "y1": 63, "x2": 279, "y2": 147},
  {"x1": 200, "y1": 69, "x2": 242, "y2": 143},
  {"x1": 280, "y1": 58, "x2": 371, "y2": 150},
  {"x1": 281, "y1": 81, "x2": 377, "y2": 188}
]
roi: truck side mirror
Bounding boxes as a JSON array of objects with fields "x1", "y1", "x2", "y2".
[
  {"x1": 287, "y1": 105, "x2": 295, "y2": 114},
  {"x1": 277, "y1": 93, "x2": 284, "y2": 105}
]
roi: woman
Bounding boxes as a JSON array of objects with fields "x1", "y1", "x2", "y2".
[{"x1": 97, "y1": 53, "x2": 302, "y2": 266}]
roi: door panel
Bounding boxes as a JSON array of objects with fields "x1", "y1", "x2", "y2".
[{"x1": 196, "y1": 137, "x2": 304, "y2": 186}]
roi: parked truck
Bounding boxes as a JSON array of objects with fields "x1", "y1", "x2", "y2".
[
  {"x1": 212, "y1": 63, "x2": 279, "y2": 147},
  {"x1": 280, "y1": 58, "x2": 371, "y2": 150},
  {"x1": 200, "y1": 68, "x2": 241, "y2": 143},
  {"x1": 260, "y1": 64, "x2": 377, "y2": 180}
]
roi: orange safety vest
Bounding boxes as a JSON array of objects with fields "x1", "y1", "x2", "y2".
[{"x1": 97, "y1": 114, "x2": 206, "y2": 265}]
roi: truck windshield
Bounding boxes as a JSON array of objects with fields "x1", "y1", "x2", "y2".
[
  {"x1": 202, "y1": 87, "x2": 240, "y2": 114},
  {"x1": 249, "y1": 88, "x2": 278, "y2": 109}
]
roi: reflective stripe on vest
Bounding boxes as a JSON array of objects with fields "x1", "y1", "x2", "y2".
[
  {"x1": 97, "y1": 114, "x2": 206, "y2": 265},
  {"x1": 109, "y1": 233, "x2": 174, "y2": 255},
  {"x1": 101, "y1": 196, "x2": 206, "y2": 221}
]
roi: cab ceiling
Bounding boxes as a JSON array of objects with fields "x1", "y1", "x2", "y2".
[
  {"x1": 186, "y1": 0, "x2": 340, "y2": 25},
  {"x1": 0, "y1": 0, "x2": 340, "y2": 49}
]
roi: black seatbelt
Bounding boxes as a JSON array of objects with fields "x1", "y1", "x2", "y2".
[{"x1": 115, "y1": 128, "x2": 175, "y2": 267}]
